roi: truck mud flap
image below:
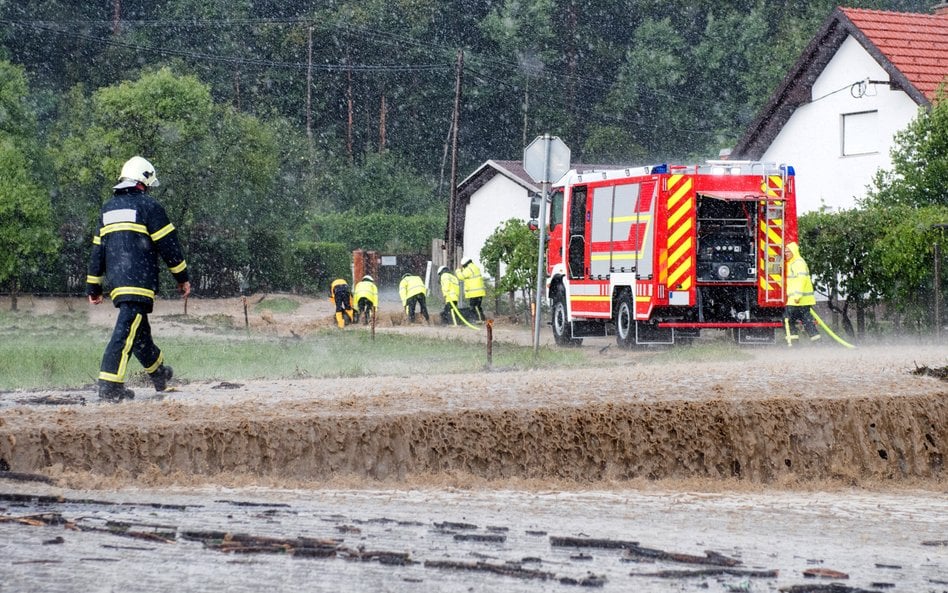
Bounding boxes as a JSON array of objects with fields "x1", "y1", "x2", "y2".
[
  {"x1": 636, "y1": 323, "x2": 674, "y2": 345},
  {"x1": 571, "y1": 320, "x2": 608, "y2": 338},
  {"x1": 735, "y1": 327, "x2": 775, "y2": 344}
]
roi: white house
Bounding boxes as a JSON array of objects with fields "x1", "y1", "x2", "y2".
[
  {"x1": 453, "y1": 160, "x2": 540, "y2": 274},
  {"x1": 732, "y1": 5, "x2": 948, "y2": 214}
]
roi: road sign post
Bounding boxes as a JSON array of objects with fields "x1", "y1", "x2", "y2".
[{"x1": 523, "y1": 135, "x2": 570, "y2": 354}]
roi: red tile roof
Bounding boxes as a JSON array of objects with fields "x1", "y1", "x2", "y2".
[
  {"x1": 734, "y1": 6, "x2": 948, "y2": 159},
  {"x1": 841, "y1": 7, "x2": 948, "y2": 100}
]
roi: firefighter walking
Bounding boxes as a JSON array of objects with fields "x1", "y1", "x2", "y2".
[
  {"x1": 399, "y1": 273, "x2": 430, "y2": 324},
  {"x1": 784, "y1": 241, "x2": 820, "y2": 343},
  {"x1": 456, "y1": 257, "x2": 486, "y2": 322},
  {"x1": 437, "y1": 266, "x2": 460, "y2": 326},
  {"x1": 87, "y1": 156, "x2": 190, "y2": 402},
  {"x1": 330, "y1": 278, "x2": 355, "y2": 328},
  {"x1": 352, "y1": 275, "x2": 378, "y2": 325}
]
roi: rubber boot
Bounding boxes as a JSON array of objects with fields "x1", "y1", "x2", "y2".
[
  {"x1": 98, "y1": 380, "x2": 135, "y2": 402},
  {"x1": 150, "y1": 364, "x2": 173, "y2": 392},
  {"x1": 335, "y1": 312, "x2": 345, "y2": 328}
]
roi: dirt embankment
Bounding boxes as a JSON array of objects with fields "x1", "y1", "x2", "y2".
[
  {"x1": 2, "y1": 296, "x2": 947, "y2": 490},
  {"x1": 1, "y1": 317, "x2": 945, "y2": 490}
]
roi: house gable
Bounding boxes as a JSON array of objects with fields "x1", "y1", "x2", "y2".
[{"x1": 734, "y1": 7, "x2": 948, "y2": 160}]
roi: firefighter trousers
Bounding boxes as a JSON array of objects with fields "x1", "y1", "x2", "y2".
[{"x1": 98, "y1": 302, "x2": 163, "y2": 384}]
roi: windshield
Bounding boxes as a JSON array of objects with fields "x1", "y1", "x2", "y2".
[{"x1": 549, "y1": 189, "x2": 564, "y2": 228}]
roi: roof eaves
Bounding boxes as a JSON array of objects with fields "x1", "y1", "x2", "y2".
[
  {"x1": 839, "y1": 9, "x2": 929, "y2": 105},
  {"x1": 733, "y1": 7, "x2": 931, "y2": 160}
]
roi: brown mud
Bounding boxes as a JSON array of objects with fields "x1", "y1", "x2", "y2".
[{"x1": 0, "y1": 295, "x2": 946, "y2": 492}]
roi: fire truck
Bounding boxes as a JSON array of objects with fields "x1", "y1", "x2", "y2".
[{"x1": 545, "y1": 161, "x2": 798, "y2": 347}]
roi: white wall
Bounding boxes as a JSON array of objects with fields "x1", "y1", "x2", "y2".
[
  {"x1": 763, "y1": 36, "x2": 921, "y2": 214},
  {"x1": 462, "y1": 174, "x2": 531, "y2": 275}
]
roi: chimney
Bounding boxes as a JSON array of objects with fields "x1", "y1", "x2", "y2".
[{"x1": 934, "y1": 2, "x2": 948, "y2": 15}]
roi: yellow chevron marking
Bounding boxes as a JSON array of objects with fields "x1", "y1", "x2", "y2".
[
  {"x1": 668, "y1": 217, "x2": 693, "y2": 247},
  {"x1": 667, "y1": 176, "x2": 692, "y2": 209},
  {"x1": 668, "y1": 237, "x2": 692, "y2": 266}
]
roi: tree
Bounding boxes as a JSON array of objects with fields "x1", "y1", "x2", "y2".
[
  {"x1": 798, "y1": 208, "x2": 890, "y2": 337},
  {"x1": 480, "y1": 218, "x2": 538, "y2": 319},
  {"x1": 0, "y1": 61, "x2": 59, "y2": 309},
  {"x1": 864, "y1": 90, "x2": 948, "y2": 208}
]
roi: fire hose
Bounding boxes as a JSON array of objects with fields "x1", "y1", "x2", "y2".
[
  {"x1": 448, "y1": 300, "x2": 480, "y2": 330},
  {"x1": 783, "y1": 308, "x2": 855, "y2": 348}
]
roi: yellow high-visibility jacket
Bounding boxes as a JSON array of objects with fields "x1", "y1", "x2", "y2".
[
  {"x1": 785, "y1": 244, "x2": 815, "y2": 307},
  {"x1": 352, "y1": 279, "x2": 378, "y2": 308},
  {"x1": 330, "y1": 278, "x2": 352, "y2": 307},
  {"x1": 456, "y1": 261, "x2": 486, "y2": 299},
  {"x1": 439, "y1": 271, "x2": 460, "y2": 303},
  {"x1": 399, "y1": 275, "x2": 426, "y2": 305}
]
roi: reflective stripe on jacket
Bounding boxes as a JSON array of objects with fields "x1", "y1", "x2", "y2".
[
  {"x1": 786, "y1": 257, "x2": 815, "y2": 306},
  {"x1": 399, "y1": 275, "x2": 426, "y2": 304},
  {"x1": 456, "y1": 262, "x2": 486, "y2": 298},
  {"x1": 439, "y1": 272, "x2": 460, "y2": 302},
  {"x1": 353, "y1": 280, "x2": 378, "y2": 307},
  {"x1": 86, "y1": 187, "x2": 188, "y2": 308}
]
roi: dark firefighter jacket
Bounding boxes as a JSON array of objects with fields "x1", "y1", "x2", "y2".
[{"x1": 86, "y1": 187, "x2": 189, "y2": 311}]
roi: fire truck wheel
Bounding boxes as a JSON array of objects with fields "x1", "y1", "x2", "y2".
[
  {"x1": 551, "y1": 287, "x2": 581, "y2": 346},
  {"x1": 615, "y1": 290, "x2": 636, "y2": 349}
]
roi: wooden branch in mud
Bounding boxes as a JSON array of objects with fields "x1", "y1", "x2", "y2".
[
  {"x1": 551, "y1": 535, "x2": 741, "y2": 567},
  {"x1": 779, "y1": 584, "x2": 879, "y2": 593},
  {"x1": 550, "y1": 536, "x2": 639, "y2": 550},
  {"x1": 181, "y1": 530, "x2": 342, "y2": 557},
  {"x1": 424, "y1": 559, "x2": 555, "y2": 581},
  {"x1": 0, "y1": 512, "x2": 70, "y2": 527},
  {"x1": 0, "y1": 471, "x2": 57, "y2": 485},
  {"x1": 453, "y1": 533, "x2": 507, "y2": 543},
  {"x1": 631, "y1": 567, "x2": 778, "y2": 579}
]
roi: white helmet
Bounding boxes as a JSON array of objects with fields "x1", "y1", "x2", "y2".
[
  {"x1": 362, "y1": 275, "x2": 374, "y2": 282},
  {"x1": 114, "y1": 156, "x2": 159, "y2": 189}
]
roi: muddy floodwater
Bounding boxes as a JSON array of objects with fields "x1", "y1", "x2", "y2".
[
  {"x1": 0, "y1": 297, "x2": 946, "y2": 591},
  {"x1": 2, "y1": 484, "x2": 947, "y2": 593}
]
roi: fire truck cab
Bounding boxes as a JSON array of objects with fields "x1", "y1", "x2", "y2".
[{"x1": 545, "y1": 161, "x2": 798, "y2": 347}]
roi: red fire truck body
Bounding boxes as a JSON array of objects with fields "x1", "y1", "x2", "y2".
[{"x1": 545, "y1": 161, "x2": 798, "y2": 347}]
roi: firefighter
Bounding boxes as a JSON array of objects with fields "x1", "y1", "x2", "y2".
[
  {"x1": 399, "y1": 273, "x2": 429, "y2": 324},
  {"x1": 330, "y1": 278, "x2": 355, "y2": 328},
  {"x1": 352, "y1": 274, "x2": 378, "y2": 325},
  {"x1": 87, "y1": 156, "x2": 190, "y2": 402},
  {"x1": 456, "y1": 257, "x2": 486, "y2": 322},
  {"x1": 784, "y1": 241, "x2": 821, "y2": 342},
  {"x1": 437, "y1": 266, "x2": 460, "y2": 326}
]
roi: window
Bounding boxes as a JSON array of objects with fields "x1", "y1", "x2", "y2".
[{"x1": 841, "y1": 110, "x2": 878, "y2": 156}]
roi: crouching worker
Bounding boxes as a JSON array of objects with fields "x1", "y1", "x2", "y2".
[
  {"x1": 399, "y1": 273, "x2": 430, "y2": 324},
  {"x1": 330, "y1": 278, "x2": 355, "y2": 328},
  {"x1": 352, "y1": 274, "x2": 378, "y2": 325},
  {"x1": 456, "y1": 257, "x2": 486, "y2": 322},
  {"x1": 437, "y1": 266, "x2": 460, "y2": 326},
  {"x1": 87, "y1": 156, "x2": 190, "y2": 402}
]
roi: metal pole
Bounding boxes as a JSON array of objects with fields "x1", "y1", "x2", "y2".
[
  {"x1": 935, "y1": 241, "x2": 941, "y2": 339},
  {"x1": 532, "y1": 135, "x2": 551, "y2": 354}
]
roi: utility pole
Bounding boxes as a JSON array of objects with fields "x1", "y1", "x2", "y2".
[
  {"x1": 379, "y1": 95, "x2": 387, "y2": 152},
  {"x1": 346, "y1": 49, "x2": 354, "y2": 164},
  {"x1": 446, "y1": 49, "x2": 464, "y2": 267},
  {"x1": 112, "y1": 0, "x2": 121, "y2": 35},
  {"x1": 306, "y1": 26, "x2": 313, "y2": 153},
  {"x1": 934, "y1": 223, "x2": 948, "y2": 339}
]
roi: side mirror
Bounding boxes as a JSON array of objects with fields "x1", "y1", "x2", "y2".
[{"x1": 529, "y1": 194, "x2": 542, "y2": 220}]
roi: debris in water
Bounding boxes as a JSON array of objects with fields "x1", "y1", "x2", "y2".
[
  {"x1": 802, "y1": 567, "x2": 849, "y2": 579},
  {"x1": 911, "y1": 364, "x2": 948, "y2": 381},
  {"x1": 424, "y1": 559, "x2": 554, "y2": 581},
  {"x1": 631, "y1": 568, "x2": 778, "y2": 579}
]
